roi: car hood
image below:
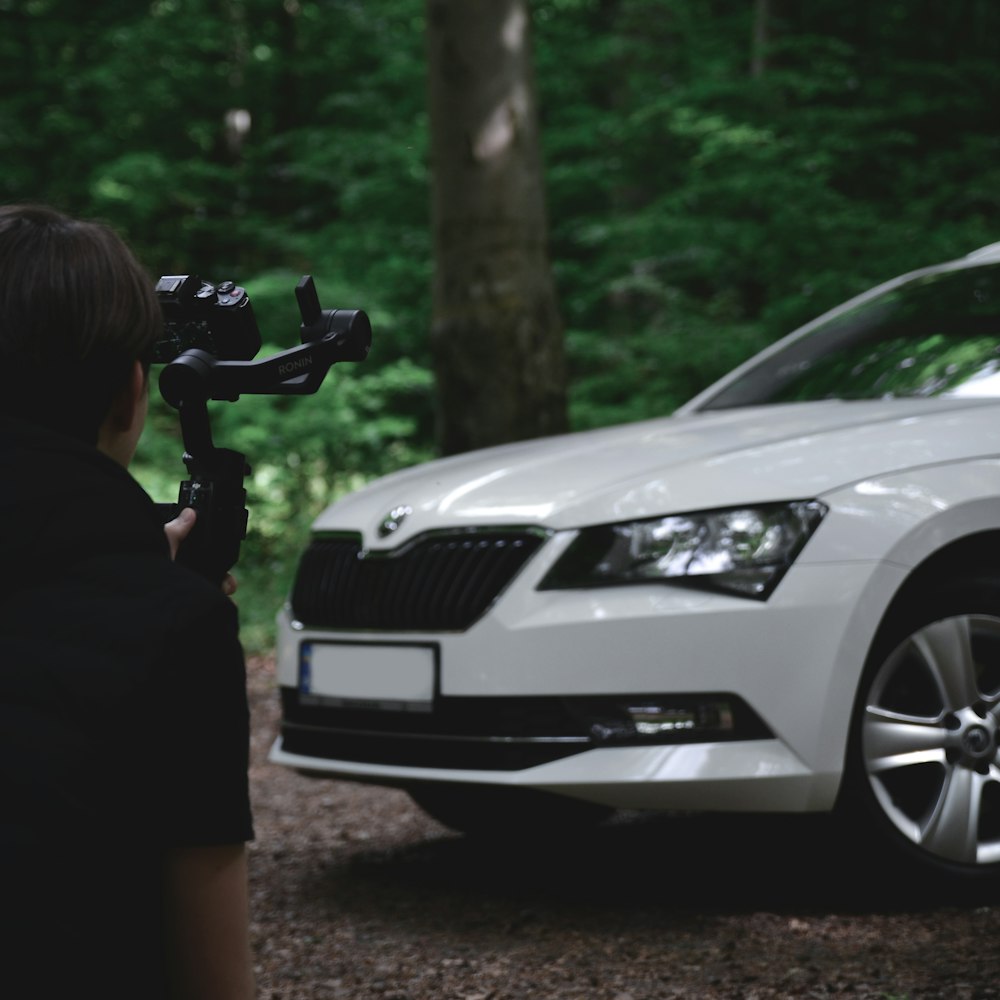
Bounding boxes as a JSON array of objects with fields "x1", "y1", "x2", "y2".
[{"x1": 315, "y1": 398, "x2": 1000, "y2": 546}]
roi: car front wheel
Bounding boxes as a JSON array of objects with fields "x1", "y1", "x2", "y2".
[{"x1": 845, "y1": 579, "x2": 1000, "y2": 880}]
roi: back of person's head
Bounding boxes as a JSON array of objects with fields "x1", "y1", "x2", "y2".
[{"x1": 0, "y1": 204, "x2": 162, "y2": 444}]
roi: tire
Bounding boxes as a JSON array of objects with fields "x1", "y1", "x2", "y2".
[
  {"x1": 841, "y1": 576, "x2": 1000, "y2": 882},
  {"x1": 408, "y1": 783, "x2": 614, "y2": 838}
]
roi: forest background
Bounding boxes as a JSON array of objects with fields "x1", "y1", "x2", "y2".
[{"x1": 3, "y1": 0, "x2": 999, "y2": 650}]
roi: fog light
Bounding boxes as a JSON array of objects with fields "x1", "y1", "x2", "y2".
[
  {"x1": 584, "y1": 694, "x2": 768, "y2": 746},
  {"x1": 589, "y1": 699, "x2": 740, "y2": 744},
  {"x1": 626, "y1": 701, "x2": 735, "y2": 736}
]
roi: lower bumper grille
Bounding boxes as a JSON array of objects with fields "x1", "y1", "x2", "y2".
[{"x1": 278, "y1": 688, "x2": 771, "y2": 772}]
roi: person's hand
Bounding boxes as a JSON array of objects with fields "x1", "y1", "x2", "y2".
[
  {"x1": 164, "y1": 507, "x2": 196, "y2": 560},
  {"x1": 163, "y1": 507, "x2": 238, "y2": 598}
]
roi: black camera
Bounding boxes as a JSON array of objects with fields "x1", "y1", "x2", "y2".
[
  {"x1": 154, "y1": 273, "x2": 371, "y2": 583},
  {"x1": 154, "y1": 275, "x2": 261, "y2": 363}
]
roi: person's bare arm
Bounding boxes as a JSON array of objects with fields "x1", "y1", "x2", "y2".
[{"x1": 163, "y1": 843, "x2": 255, "y2": 1000}]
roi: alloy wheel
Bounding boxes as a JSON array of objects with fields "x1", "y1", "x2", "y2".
[{"x1": 861, "y1": 613, "x2": 1000, "y2": 867}]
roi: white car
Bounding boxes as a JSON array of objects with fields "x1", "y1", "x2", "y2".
[{"x1": 271, "y1": 243, "x2": 1000, "y2": 881}]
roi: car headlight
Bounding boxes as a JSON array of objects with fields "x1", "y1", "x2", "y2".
[{"x1": 539, "y1": 500, "x2": 827, "y2": 600}]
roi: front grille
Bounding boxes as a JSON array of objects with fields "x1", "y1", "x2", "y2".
[{"x1": 291, "y1": 529, "x2": 548, "y2": 631}]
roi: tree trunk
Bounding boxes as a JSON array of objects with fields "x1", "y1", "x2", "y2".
[
  {"x1": 426, "y1": 0, "x2": 567, "y2": 456},
  {"x1": 750, "y1": 0, "x2": 770, "y2": 78}
]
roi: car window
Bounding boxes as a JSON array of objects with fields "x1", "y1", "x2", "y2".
[{"x1": 699, "y1": 261, "x2": 1000, "y2": 409}]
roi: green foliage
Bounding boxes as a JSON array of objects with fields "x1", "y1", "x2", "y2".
[
  {"x1": 3, "y1": 0, "x2": 1000, "y2": 646},
  {"x1": 535, "y1": 0, "x2": 1000, "y2": 422}
]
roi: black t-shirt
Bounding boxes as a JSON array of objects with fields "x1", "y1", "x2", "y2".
[{"x1": 0, "y1": 417, "x2": 253, "y2": 997}]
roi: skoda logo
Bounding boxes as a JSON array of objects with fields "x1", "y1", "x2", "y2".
[{"x1": 378, "y1": 505, "x2": 412, "y2": 538}]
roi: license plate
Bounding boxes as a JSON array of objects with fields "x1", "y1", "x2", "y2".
[{"x1": 299, "y1": 641, "x2": 436, "y2": 711}]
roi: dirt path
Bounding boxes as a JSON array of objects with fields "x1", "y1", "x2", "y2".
[{"x1": 246, "y1": 655, "x2": 1000, "y2": 1000}]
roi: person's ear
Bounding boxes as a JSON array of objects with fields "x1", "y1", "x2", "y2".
[
  {"x1": 97, "y1": 360, "x2": 149, "y2": 466},
  {"x1": 107, "y1": 360, "x2": 147, "y2": 432}
]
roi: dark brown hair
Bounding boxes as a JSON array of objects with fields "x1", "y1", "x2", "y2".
[{"x1": 0, "y1": 204, "x2": 162, "y2": 442}]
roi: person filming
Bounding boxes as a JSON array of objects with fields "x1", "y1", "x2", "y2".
[{"x1": 0, "y1": 204, "x2": 255, "y2": 999}]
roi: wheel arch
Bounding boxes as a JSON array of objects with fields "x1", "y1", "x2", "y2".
[
  {"x1": 832, "y1": 537, "x2": 1000, "y2": 879},
  {"x1": 812, "y1": 523, "x2": 1000, "y2": 809},
  {"x1": 831, "y1": 528, "x2": 1000, "y2": 801},
  {"x1": 873, "y1": 529, "x2": 1000, "y2": 640}
]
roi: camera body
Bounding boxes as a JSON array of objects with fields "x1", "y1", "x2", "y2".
[{"x1": 154, "y1": 274, "x2": 261, "y2": 363}]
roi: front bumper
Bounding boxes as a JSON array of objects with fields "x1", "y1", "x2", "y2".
[
  {"x1": 270, "y1": 734, "x2": 832, "y2": 811},
  {"x1": 269, "y1": 556, "x2": 895, "y2": 813}
]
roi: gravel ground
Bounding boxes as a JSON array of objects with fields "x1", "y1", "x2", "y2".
[{"x1": 246, "y1": 654, "x2": 1000, "y2": 1000}]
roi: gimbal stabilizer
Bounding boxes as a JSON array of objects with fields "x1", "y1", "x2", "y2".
[{"x1": 155, "y1": 274, "x2": 371, "y2": 583}]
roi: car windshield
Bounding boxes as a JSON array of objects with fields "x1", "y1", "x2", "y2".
[{"x1": 699, "y1": 260, "x2": 1000, "y2": 409}]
